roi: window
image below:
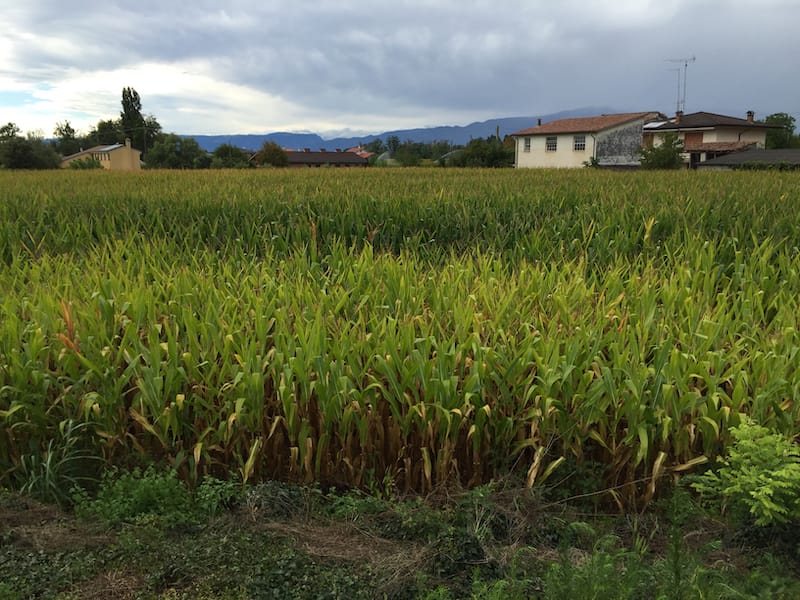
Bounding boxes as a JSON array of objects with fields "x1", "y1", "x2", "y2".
[
  {"x1": 523, "y1": 137, "x2": 531, "y2": 152},
  {"x1": 545, "y1": 136, "x2": 557, "y2": 152},
  {"x1": 573, "y1": 135, "x2": 586, "y2": 151}
]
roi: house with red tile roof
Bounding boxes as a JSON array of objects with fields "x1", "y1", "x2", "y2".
[
  {"x1": 511, "y1": 112, "x2": 665, "y2": 168},
  {"x1": 286, "y1": 149, "x2": 368, "y2": 168},
  {"x1": 644, "y1": 111, "x2": 776, "y2": 168}
]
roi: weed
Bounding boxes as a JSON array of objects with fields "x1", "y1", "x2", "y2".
[
  {"x1": 73, "y1": 466, "x2": 198, "y2": 529},
  {"x1": 15, "y1": 420, "x2": 102, "y2": 507}
]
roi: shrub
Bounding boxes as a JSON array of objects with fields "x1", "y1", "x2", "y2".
[
  {"x1": 690, "y1": 421, "x2": 800, "y2": 526},
  {"x1": 74, "y1": 466, "x2": 198, "y2": 528}
]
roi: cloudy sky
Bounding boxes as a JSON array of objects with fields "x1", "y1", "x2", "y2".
[{"x1": 2, "y1": 0, "x2": 799, "y2": 137}]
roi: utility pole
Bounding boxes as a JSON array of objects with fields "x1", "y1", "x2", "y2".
[{"x1": 664, "y1": 55, "x2": 696, "y2": 113}]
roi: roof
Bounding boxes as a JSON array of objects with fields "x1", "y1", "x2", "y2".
[
  {"x1": 345, "y1": 146, "x2": 375, "y2": 159},
  {"x1": 684, "y1": 141, "x2": 756, "y2": 153},
  {"x1": 651, "y1": 111, "x2": 775, "y2": 131},
  {"x1": 699, "y1": 148, "x2": 800, "y2": 167},
  {"x1": 287, "y1": 150, "x2": 369, "y2": 166},
  {"x1": 512, "y1": 112, "x2": 662, "y2": 136},
  {"x1": 62, "y1": 144, "x2": 130, "y2": 161}
]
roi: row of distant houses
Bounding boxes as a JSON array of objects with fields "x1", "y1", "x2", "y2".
[
  {"x1": 510, "y1": 110, "x2": 798, "y2": 169},
  {"x1": 59, "y1": 141, "x2": 372, "y2": 171},
  {"x1": 60, "y1": 110, "x2": 798, "y2": 171}
]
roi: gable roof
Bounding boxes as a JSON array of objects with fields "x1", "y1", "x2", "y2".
[
  {"x1": 699, "y1": 148, "x2": 800, "y2": 167},
  {"x1": 651, "y1": 111, "x2": 774, "y2": 130},
  {"x1": 62, "y1": 144, "x2": 137, "y2": 161},
  {"x1": 287, "y1": 150, "x2": 368, "y2": 166},
  {"x1": 512, "y1": 112, "x2": 662, "y2": 136}
]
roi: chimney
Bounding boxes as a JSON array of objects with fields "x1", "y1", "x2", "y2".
[
  {"x1": 675, "y1": 111, "x2": 683, "y2": 124},
  {"x1": 746, "y1": 110, "x2": 755, "y2": 122},
  {"x1": 537, "y1": 118, "x2": 542, "y2": 126},
  {"x1": 125, "y1": 137, "x2": 131, "y2": 148}
]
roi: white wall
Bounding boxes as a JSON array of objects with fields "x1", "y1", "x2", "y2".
[{"x1": 515, "y1": 133, "x2": 596, "y2": 168}]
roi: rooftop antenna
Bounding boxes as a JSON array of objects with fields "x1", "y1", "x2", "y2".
[{"x1": 665, "y1": 55, "x2": 696, "y2": 112}]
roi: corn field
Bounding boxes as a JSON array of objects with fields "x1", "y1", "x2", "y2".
[{"x1": 1, "y1": 169, "x2": 799, "y2": 506}]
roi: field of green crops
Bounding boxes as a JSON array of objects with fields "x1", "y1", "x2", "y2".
[{"x1": 1, "y1": 168, "x2": 799, "y2": 507}]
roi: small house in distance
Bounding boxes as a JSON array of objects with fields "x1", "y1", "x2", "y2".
[
  {"x1": 287, "y1": 149, "x2": 369, "y2": 168},
  {"x1": 512, "y1": 112, "x2": 665, "y2": 168},
  {"x1": 60, "y1": 138, "x2": 141, "y2": 171},
  {"x1": 644, "y1": 111, "x2": 775, "y2": 168}
]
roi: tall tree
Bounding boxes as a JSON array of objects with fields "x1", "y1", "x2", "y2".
[
  {"x1": 765, "y1": 113, "x2": 797, "y2": 149},
  {"x1": 119, "y1": 87, "x2": 161, "y2": 154},
  {"x1": 53, "y1": 120, "x2": 81, "y2": 156}
]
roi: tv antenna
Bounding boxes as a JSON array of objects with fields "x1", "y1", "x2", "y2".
[{"x1": 665, "y1": 55, "x2": 696, "y2": 113}]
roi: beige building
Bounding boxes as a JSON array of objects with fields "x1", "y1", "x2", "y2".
[
  {"x1": 512, "y1": 112, "x2": 664, "y2": 168},
  {"x1": 644, "y1": 111, "x2": 772, "y2": 168},
  {"x1": 60, "y1": 138, "x2": 141, "y2": 170}
]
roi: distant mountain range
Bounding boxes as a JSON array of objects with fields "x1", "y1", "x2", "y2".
[{"x1": 187, "y1": 107, "x2": 619, "y2": 152}]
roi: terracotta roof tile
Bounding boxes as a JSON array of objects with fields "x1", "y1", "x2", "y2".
[{"x1": 512, "y1": 112, "x2": 661, "y2": 136}]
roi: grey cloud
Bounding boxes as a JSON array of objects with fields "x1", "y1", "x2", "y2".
[{"x1": 7, "y1": 0, "x2": 800, "y2": 132}]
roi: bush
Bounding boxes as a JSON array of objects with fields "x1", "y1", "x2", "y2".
[
  {"x1": 74, "y1": 467, "x2": 198, "y2": 528},
  {"x1": 690, "y1": 421, "x2": 800, "y2": 526},
  {"x1": 640, "y1": 133, "x2": 684, "y2": 169}
]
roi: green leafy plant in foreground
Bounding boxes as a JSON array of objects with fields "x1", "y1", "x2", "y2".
[
  {"x1": 15, "y1": 419, "x2": 101, "y2": 507},
  {"x1": 73, "y1": 466, "x2": 198, "y2": 528},
  {"x1": 690, "y1": 421, "x2": 800, "y2": 526}
]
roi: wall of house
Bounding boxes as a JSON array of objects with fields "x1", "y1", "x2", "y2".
[
  {"x1": 651, "y1": 128, "x2": 767, "y2": 148},
  {"x1": 108, "y1": 148, "x2": 141, "y2": 171},
  {"x1": 595, "y1": 120, "x2": 645, "y2": 166},
  {"x1": 514, "y1": 133, "x2": 596, "y2": 168},
  {"x1": 701, "y1": 128, "x2": 767, "y2": 146}
]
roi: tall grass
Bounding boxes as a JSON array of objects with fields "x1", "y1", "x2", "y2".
[{"x1": 1, "y1": 169, "x2": 799, "y2": 505}]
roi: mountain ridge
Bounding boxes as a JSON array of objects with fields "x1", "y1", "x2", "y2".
[{"x1": 186, "y1": 107, "x2": 620, "y2": 152}]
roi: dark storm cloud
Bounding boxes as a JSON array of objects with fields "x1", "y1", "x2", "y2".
[{"x1": 5, "y1": 0, "x2": 799, "y2": 133}]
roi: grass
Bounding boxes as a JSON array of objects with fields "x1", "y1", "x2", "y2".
[
  {"x1": 2, "y1": 477, "x2": 800, "y2": 599},
  {"x1": 1, "y1": 167, "x2": 800, "y2": 595}
]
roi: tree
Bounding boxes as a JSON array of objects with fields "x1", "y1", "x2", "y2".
[
  {"x1": 53, "y1": 120, "x2": 81, "y2": 157},
  {"x1": 119, "y1": 87, "x2": 161, "y2": 154},
  {"x1": 363, "y1": 139, "x2": 386, "y2": 155},
  {"x1": 640, "y1": 133, "x2": 684, "y2": 169},
  {"x1": 765, "y1": 113, "x2": 797, "y2": 149},
  {"x1": 211, "y1": 144, "x2": 252, "y2": 168},
  {"x1": 0, "y1": 130, "x2": 60, "y2": 169},
  {"x1": 0, "y1": 122, "x2": 21, "y2": 140},
  {"x1": 449, "y1": 136, "x2": 514, "y2": 167},
  {"x1": 145, "y1": 134, "x2": 209, "y2": 169},
  {"x1": 88, "y1": 119, "x2": 123, "y2": 146},
  {"x1": 253, "y1": 141, "x2": 288, "y2": 167},
  {"x1": 385, "y1": 135, "x2": 400, "y2": 154}
]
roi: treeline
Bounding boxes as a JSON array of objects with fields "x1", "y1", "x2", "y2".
[
  {"x1": 362, "y1": 135, "x2": 515, "y2": 167},
  {"x1": 3, "y1": 86, "x2": 525, "y2": 170}
]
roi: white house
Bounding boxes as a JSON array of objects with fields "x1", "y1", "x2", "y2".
[
  {"x1": 511, "y1": 112, "x2": 664, "y2": 168},
  {"x1": 644, "y1": 111, "x2": 774, "y2": 168}
]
